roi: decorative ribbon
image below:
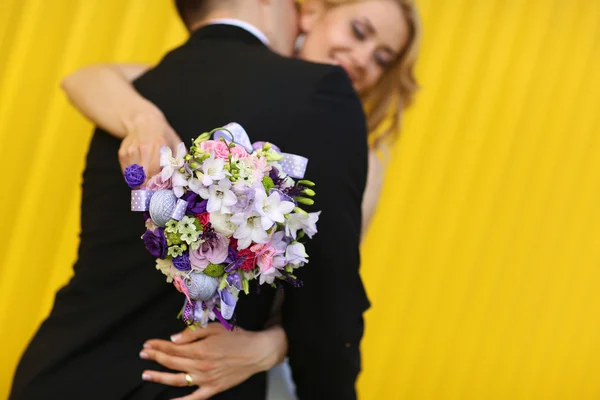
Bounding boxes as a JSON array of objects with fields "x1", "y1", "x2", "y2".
[
  {"x1": 219, "y1": 288, "x2": 237, "y2": 321},
  {"x1": 213, "y1": 122, "x2": 308, "y2": 179},
  {"x1": 172, "y1": 199, "x2": 188, "y2": 221},
  {"x1": 131, "y1": 190, "x2": 188, "y2": 221},
  {"x1": 131, "y1": 190, "x2": 153, "y2": 212}
]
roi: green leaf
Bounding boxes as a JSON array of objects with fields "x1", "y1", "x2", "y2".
[
  {"x1": 262, "y1": 176, "x2": 275, "y2": 192},
  {"x1": 219, "y1": 275, "x2": 228, "y2": 290}
]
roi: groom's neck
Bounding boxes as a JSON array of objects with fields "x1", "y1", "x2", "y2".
[{"x1": 188, "y1": 5, "x2": 265, "y2": 36}]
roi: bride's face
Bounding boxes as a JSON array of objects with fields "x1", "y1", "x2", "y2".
[{"x1": 299, "y1": 0, "x2": 409, "y2": 95}]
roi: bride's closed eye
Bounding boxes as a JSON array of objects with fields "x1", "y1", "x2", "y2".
[
  {"x1": 351, "y1": 20, "x2": 367, "y2": 40},
  {"x1": 351, "y1": 19, "x2": 393, "y2": 69}
]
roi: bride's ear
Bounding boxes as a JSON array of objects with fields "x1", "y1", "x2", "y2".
[{"x1": 299, "y1": 0, "x2": 326, "y2": 33}]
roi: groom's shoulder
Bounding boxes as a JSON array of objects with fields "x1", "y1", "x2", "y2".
[{"x1": 263, "y1": 52, "x2": 358, "y2": 99}]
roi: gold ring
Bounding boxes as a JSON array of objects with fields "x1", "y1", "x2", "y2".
[{"x1": 185, "y1": 373, "x2": 194, "y2": 386}]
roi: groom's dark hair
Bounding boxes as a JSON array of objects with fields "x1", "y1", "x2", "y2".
[
  {"x1": 175, "y1": 0, "x2": 236, "y2": 31},
  {"x1": 175, "y1": 0, "x2": 205, "y2": 31}
]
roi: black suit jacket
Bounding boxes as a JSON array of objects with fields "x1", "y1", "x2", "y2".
[{"x1": 10, "y1": 24, "x2": 370, "y2": 400}]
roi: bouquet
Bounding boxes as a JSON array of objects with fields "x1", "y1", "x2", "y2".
[{"x1": 124, "y1": 123, "x2": 319, "y2": 329}]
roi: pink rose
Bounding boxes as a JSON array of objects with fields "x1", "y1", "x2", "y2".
[
  {"x1": 229, "y1": 144, "x2": 249, "y2": 159},
  {"x1": 146, "y1": 174, "x2": 172, "y2": 191},
  {"x1": 201, "y1": 140, "x2": 248, "y2": 160},
  {"x1": 201, "y1": 140, "x2": 230, "y2": 160},
  {"x1": 189, "y1": 233, "x2": 229, "y2": 270}
]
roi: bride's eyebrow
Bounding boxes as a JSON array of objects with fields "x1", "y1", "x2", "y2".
[
  {"x1": 362, "y1": 17, "x2": 376, "y2": 35},
  {"x1": 362, "y1": 17, "x2": 398, "y2": 58}
]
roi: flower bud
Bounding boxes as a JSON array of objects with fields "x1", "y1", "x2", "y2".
[
  {"x1": 295, "y1": 197, "x2": 314, "y2": 206},
  {"x1": 298, "y1": 180, "x2": 315, "y2": 187},
  {"x1": 293, "y1": 207, "x2": 308, "y2": 215}
]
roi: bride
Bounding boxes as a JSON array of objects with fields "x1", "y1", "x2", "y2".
[{"x1": 61, "y1": 0, "x2": 421, "y2": 398}]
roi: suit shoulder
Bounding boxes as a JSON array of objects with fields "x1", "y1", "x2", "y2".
[{"x1": 262, "y1": 52, "x2": 358, "y2": 98}]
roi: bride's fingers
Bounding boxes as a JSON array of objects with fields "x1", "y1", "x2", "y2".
[
  {"x1": 170, "y1": 323, "x2": 228, "y2": 344},
  {"x1": 141, "y1": 370, "x2": 190, "y2": 387},
  {"x1": 143, "y1": 339, "x2": 197, "y2": 358},
  {"x1": 139, "y1": 348, "x2": 195, "y2": 372}
]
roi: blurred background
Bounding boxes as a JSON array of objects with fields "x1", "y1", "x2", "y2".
[{"x1": 1, "y1": 0, "x2": 599, "y2": 399}]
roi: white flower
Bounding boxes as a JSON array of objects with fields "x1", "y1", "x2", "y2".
[
  {"x1": 180, "y1": 230, "x2": 200, "y2": 245},
  {"x1": 210, "y1": 212, "x2": 236, "y2": 236},
  {"x1": 171, "y1": 170, "x2": 189, "y2": 198},
  {"x1": 231, "y1": 212, "x2": 269, "y2": 249},
  {"x1": 286, "y1": 242, "x2": 309, "y2": 267},
  {"x1": 207, "y1": 179, "x2": 237, "y2": 214},
  {"x1": 155, "y1": 259, "x2": 176, "y2": 283},
  {"x1": 199, "y1": 154, "x2": 226, "y2": 186},
  {"x1": 259, "y1": 268, "x2": 282, "y2": 285},
  {"x1": 178, "y1": 216, "x2": 198, "y2": 234},
  {"x1": 160, "y1": 143, "x2": 187, "y2": 181},
  {"x1": 254, "y1": 189, "x2": 295, "y2": 230},
  {"x1": 285, "y1": 211, "x2": 320, "y2": 239},
  {"x1": 188, "y1": 177, "x2": 209, "y2": 199}
]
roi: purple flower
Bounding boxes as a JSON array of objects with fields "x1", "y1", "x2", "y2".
[
  {"x1": 182, "y1": 191, "x2": 207, "y2": 214},
  {"x1": 173, "y1": 252, "x2": 191, "y2": 271},
  {"x1": 224, "y1": 245, "x2": 238, "y2": 264},
  {"x1": 124, "y1": 164, "x2": 146, "y2": 189},
  {"x1": 142, "y1": 228, "x2": 167, "y2": 259},
  {"x1": 281, "y1": 270, "x2": 303, "y2": 288},
  {"x1": 189, "y1": 233, "x2": 229, "y2": 270},
  {"x1": 269, "y1": 167, "x2": 286, "y2": 188}
]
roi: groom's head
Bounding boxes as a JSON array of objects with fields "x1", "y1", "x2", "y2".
[{"x1": 175, "y1": 0, "x2": 299, "y2": 55}]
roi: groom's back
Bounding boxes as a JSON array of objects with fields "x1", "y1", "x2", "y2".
[
  {"x1": 12, "y1": 24, "x2": 369, "y2": 400},
  {"x1": 132, "y1": 25, "x2": 343, "y2": 153}
]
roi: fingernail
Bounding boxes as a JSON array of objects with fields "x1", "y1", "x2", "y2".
[
  {"x1": 143, "y1": 343, "x2": 152, "y2": 349},
  {"x1": 142, "y1": 373, "x2": 152, "y2": 381},
  {"x1": 139, "y1": 351, "x2": 149, "y2": 359},
  {"x1": 170, "y1": 334, "x2": 181, "y2": 342}
]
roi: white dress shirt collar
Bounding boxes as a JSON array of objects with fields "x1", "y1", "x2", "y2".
[{"x1": 206, "y1": 19, "x2": 269, "y2": 46}]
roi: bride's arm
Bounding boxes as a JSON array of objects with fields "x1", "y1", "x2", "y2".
[
  {"x1": 61, "y1": 63, "x2": 181, "y2": 177},
  {"x1": 61, "y1": 63, "x2": 162, "y2": 138},
  {"x1": 362, "y1": 149, "x2": 386, "y2": 238}
]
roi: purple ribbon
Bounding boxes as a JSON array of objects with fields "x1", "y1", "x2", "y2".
[
  {"x1": 279, "y1": 153, "x2": 308, "y2": 179},
  {"x1": 171, "y1": 199, "x2": 188, "y2": 221},
  {"x1": 213, "y1": 123, "x2": 254, "y2": 153},
  {"x1": 131, "y1": 190, "x2": 153, "y2": 211},
  {"x1": 226, "y1": 272, "x2": 243, "y2": 290},
  {"x1": 225, "y1": 256, "x2": 246, "y2": 273},
  {"x1": 183, "y1": 299, "x2": 195, "y2": 325},
  {"x1": 213, "y1": 307, "x2": 233, "y2": 331},
  {"x1": 131, "y1": 190, "x2": 188, "y2": 221},
  {"x1": 212, "y1": 123, "x2": 308, "y2": 179},
  {"x1": 219, "y1": 289, "x2": 237, "y2": 320}
]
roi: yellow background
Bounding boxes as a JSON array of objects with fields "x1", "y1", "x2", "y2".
[{"x1": 1, "y1": 1, "x2": 599, "y2": 399}]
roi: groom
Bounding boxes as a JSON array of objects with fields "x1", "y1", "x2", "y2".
[{"x1": 10, "y1": 0, "x2": 370, "y2": 399}]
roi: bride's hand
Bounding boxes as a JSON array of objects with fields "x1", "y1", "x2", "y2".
[
  {"x1": 139, "y1": 323, "x2": 288, "y2": 400},
  {"x1": 118, "y1": 111, "x2": 182, "y2": 182}
]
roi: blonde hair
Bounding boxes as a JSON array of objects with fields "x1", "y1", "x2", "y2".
[{"x1": 323, "y1": 0, "x2": 421, "y2": 149}]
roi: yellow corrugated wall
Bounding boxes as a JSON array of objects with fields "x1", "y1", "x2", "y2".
[{"x1": 1, "y1": 1, "x2": 599, "y2": 399}]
